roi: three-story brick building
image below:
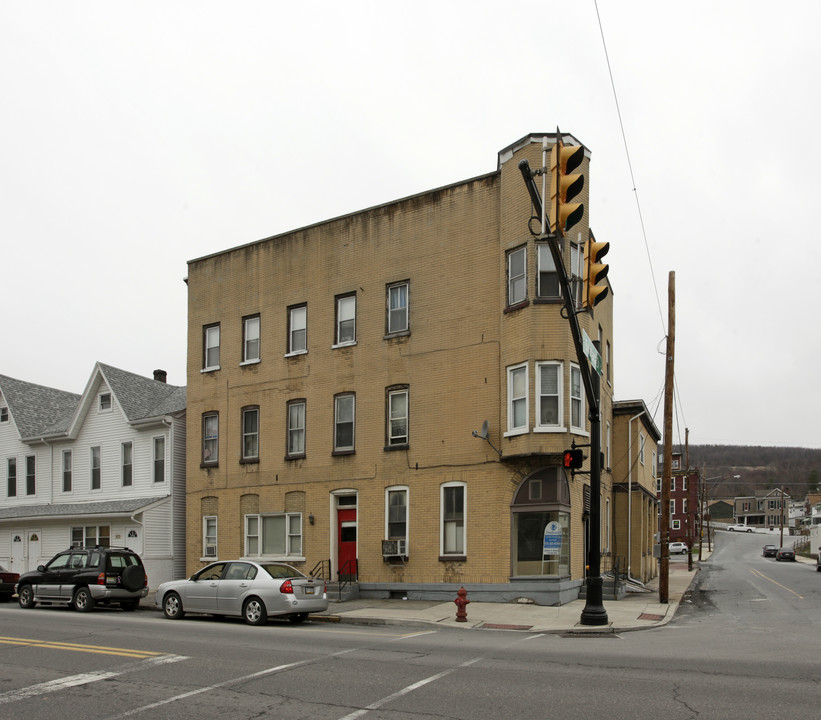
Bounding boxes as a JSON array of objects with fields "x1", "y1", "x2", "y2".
[{"x1": 184, "y1": 132, "x2": 616, "y2": 605}]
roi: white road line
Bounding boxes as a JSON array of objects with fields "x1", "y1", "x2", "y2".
[
  {"x1": 0, "y1": 655, "x2": 186, "y2": 706},
  {"x1": 337, "y1": 657, "x2": 483, "y2": 720}
]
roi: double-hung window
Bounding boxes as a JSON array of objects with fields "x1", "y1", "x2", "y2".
[
  {"x1": 203, "y1": 412, "x2": 219, "y2": 464},
  {"x1": 536, "y1": 361, "x2": 562, "y2": 429},
  {"x1": 62, "y1": 450, "x2": 72, "y2": 492},
  {"x1": 386, "y1": 487, "x2": 408, "y2": 544},
  {"x1": 91, "y1": 446, "x2": 101, "y2": 490},
  {"x1": 99, "y1": 393, "x2": 112, "y2": 412},
  {"x1": 334, "y1": 393, "x2": 355, "y2": 453},
  {"x1": 537, "y1": 243, "x2": 559, "y2": 298},
  {"x1": 242, "y1": 315, "x2": 260, "y2": 364},
  {"x1": 245, "y1": 513, "x2": 302, "y2": 557},
  {"x1": 335, "y1": 294, "x2": 356, "y2": 346},
  {"x1": 569, "y1": 364, "x2": 584, "y2": 433},
  {"x1": 288, "y1": 305, "x2": 307, "y2": 355},
  {"x1": 203, "y1": 323, "x2": 220, "y2": 371},
  {"x1": 507, "y1": 246, "x2": 526, "y2": 306},
  {"x1": 441, "y1": 482, "x2": 466, "y2": 556},
  {"x1": 7, "y1": 458, "x2": 16, "y2": 497},
  {"x1": 0, "y1": 407, "x2": 7, "y2": 423},
  {"x1": 122, "y1": 442, "x2": 133, "y2": 487},
  {"x1": 507, "y1": 363, "x2": 528, "y2": 434},
  {"x1": 25, "y1": 456, "x2": 35, "y2": 495},
  {"x1": 386, "y1": 281, "x2": 409, "y2": 334},
  {"x1": 287, "y1": 400, "x2": 306, "y2": 457},
  {"x1": 242, "y1": 407, "x2": 259, "y2": 461},
  {"x1": 203, "y1": 516, "x2": 218, "y2": 558},
  {"x1": 387, "y1": 388, "x2": 408, "y2": 447},
  {"x1": 153, "y1": 437, "x2": 165, "y2": 483}
]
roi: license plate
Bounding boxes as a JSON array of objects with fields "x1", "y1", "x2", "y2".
[
  {"x1": 304, "y1": 587, "x2": 315, "y2": 595},
  {"x1": 107, "y1": 575, "x2": 119, "y2": 585}
]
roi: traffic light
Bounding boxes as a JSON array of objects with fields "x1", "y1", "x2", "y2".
[
  {"x1": 584, "y1": 234, "x2": 610, "y2": 308},
  {"x1": 563, "y1": 448, "x2": 584, "y2": 470},
  {"x1": 549, "y1": 140, "x2": 585, "y2": 236}
]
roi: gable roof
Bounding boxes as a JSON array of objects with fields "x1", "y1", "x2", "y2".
[
  {"x1": 96, "y1": 363, "x2": 186, "y2": 422},
  {"x1": 0, "y1": 374, "x2": 80, "y2": 440}
]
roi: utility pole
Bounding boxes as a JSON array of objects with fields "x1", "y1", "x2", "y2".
[{"x1": 660, "y1": 271, "x2": 675, "y2": 604}]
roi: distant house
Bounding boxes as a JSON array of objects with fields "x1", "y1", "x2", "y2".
[
  {"x1": 0, "y1": 364, "x2": 186, "y2": 586},
  {"x1": 734, "y1": 488, "x2": 790, "y2": 529},
  {"x1": 706, "y1": 499, "x2": 733, "y2": 522},
  {"x1": 656, "y1": 451, "x2": 699, "y2": 547}
]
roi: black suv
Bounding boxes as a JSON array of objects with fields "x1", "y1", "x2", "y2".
[{"x1": 16, "y1": 546, "x2": 148, "y2": 612}]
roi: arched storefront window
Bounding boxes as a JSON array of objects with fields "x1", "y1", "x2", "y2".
[{"x1": 511, "y1": 466, "x2": 571, "y2": 577}]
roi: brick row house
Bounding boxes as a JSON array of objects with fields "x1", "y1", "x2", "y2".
[
  {"x1": 0, "y1": 364, "x2": 186, "y2": 585},
  {"x1": 183, "y1": 131, "x2": 655, "y2": 605},
  {"x1": 657, "y1": 451, "x2": 700, "y2": 548}
]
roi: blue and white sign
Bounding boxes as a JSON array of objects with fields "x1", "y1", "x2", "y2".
[{"x1": 543, "y1": 521, "x2": 562, "y2": 556}]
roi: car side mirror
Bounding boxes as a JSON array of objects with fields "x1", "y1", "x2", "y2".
[{"x1": 37, "y1": 565, "x2": 46, "y2": 572}]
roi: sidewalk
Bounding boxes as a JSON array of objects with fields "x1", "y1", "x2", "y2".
[{"x1": 310, "y1": 557, "x2": 706, "y2": 634}]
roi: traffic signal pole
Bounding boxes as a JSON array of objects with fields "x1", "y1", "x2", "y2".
[{"x1": 518, "y1": 154, "x2": 608, "y2": 626}]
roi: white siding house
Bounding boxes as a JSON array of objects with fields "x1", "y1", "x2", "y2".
[{"x1": 0, "y1": 364, "x2": 186, "y2": 587}]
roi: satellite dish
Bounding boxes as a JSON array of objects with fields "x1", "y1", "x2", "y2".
[{"x1": 480, "y1": 420, "x2": 489, "y2": 439}]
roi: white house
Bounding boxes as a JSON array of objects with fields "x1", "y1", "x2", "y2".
[{"x1": 0, "y1": 363, "x2": 186, "y2": 587}]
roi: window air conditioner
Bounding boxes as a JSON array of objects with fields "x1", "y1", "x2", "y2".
[
  {"x1": 382, "y1": 539, "x2": 407, "y2": 557},
  {"x1": 205, "y1": 544, "x2": 217, "y2": 557}
]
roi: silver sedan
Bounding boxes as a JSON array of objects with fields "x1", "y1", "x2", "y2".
[{"x1": 155, "y1": 560, "x2": 328, "y2": 625}]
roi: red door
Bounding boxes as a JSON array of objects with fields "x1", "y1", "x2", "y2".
[{"x1": 338, "y1": 508, "x2": 357, "y2": 580}]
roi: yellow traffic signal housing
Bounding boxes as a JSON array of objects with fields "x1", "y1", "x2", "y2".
[
  {"x1": 585, "y1": 236, "x2": 610, "y2": 308},
  {"x1": 549, "y1": 141, "x2": 585, "y2": 236}
]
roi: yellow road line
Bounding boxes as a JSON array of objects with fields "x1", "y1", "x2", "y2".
[
  {"x1": 749, "y1": 568, "x2": 804, "y2": 599},
  {"x1": 0, "y1": 636, "x2": 167, "y2": 659}
]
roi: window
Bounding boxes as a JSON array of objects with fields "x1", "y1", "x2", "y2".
[
  {"x1": 386, "y1": 487, "x2": 408, "y2": 542},
  {"x1": 605, "y1": 340, "x2": 611, "y2": 384},
  {"x1": 91, "y1": 446, "x2": 101, "y2": 490},
  {"x1": 122, "y1": 442, "x2": 133, "y2": 487},
  {"x1": 203, "y1": 516, "x2": 217, "y2": 558},
  {"x1": 334, "y1": 394, "x2": 355, "y2": 453},
  {"x1": 203, "y1": 323, "x2": 220, "y2": 370},
  {"x1": 682, "y1": 476, "x2": 687, "y2": 491},
  {"x1": 671, "y1": 477, "x2": 676, "y2": 491},
  {"x1": 245, "y1": 513, "x2": 302, "y2": 557},
  {"x1": 242, "y1": 315, "x2": 260, "y2": 364},
  {"x1": 656, "y1": 477, "x2": 662, "y2": 493},
  {"x1": 507, "y1": 246, "x2": 526, "y2": 306},
  {"x1": 99, "y1": 393, "x2": 112, "y2": 411},
  {"x1": 387, "y1": 388, "x2": 408, "y2": 447},
  {"x1": 288, "y1": 305, "x2": 307, "y2": 355},
  {"x1": 570, "y1": 241, "x2": 584, "y2": 308},
  {"x1": 62, "y1": 450, "x2": 72, "y2": 492},
  {"x1": 0, "y1": 406, "x2": 7, "y2": 423},
  {"x1": 670, "y1": 499, "x2": 675, "y2": 517},
  {"x1": 507, "y1": 363, "x2": 528, "y2": 434},
  {"x1": 535, "y1": 362, "x2": 561, "y2": 429},
  {"x1": 386, "y1": 281, "x2": 409, "y2": 334},
  {"x1": 287, "y1": 400, "x2": 306, "y2": 457},
  {"x1": 7, "y1": 458, "x2": 16, "y2": 497},
  {"x1": 335, "y1": 294, "x2": 356, "y2": 346},
  {"x1": 639, "y1": 433, "x2": 646, "y2": 465},
  {"x1": 570, "y1": 364, "x2": 584, "y2": 432},
  {"x1": 241, "y1": 407, "x2": 259, "y2": 461},
  {"x1": 683, "y1": 498, "x2": 688, "y2": 514},
  {"x1": 606, "y1": 421, "x2": 612, "y2": 468},
  {"x1": 537, "y1": 243, "x2": 559, "y2": 297},
  {"x1": 672, "y1": 519, "x2": 681, "y2": 531},
  {"x1": 72, "y1": 525, "x2": 110, "y2": 547},
  {"x1": 24, "y1": 455, "x2": 35, "y2": 495},
  {"x1": 153, "y1": 437, "x2": 165, "y2": 483},
  {"x1": 441, "y1": 483, "x2": 466, "y2": 556},
  {"x1": 203, "y1": 412, "x2": 219, "y2": 464}
]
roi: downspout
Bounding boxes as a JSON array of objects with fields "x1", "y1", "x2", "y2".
[{"x1": 627, "y1": 410, "x2": 646, "y2": 582}]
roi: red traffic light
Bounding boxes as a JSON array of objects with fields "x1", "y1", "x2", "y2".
[{"x1": 563, "y1": 449, "x2": 584, "y2": 469}]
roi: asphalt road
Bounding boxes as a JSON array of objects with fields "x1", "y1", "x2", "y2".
[{"x1": 0, "y1": 532, "x2": 818, "y2": 720}]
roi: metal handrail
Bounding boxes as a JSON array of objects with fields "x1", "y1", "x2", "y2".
[
  {"x1": 337, "y1": 558, "x2": 358, "y2": 600},
  {"x1": 310, "y1": 559, "x2": 331, "y2": 580}
]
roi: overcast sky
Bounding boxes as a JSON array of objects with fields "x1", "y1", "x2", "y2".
[{"x1": 2, "y1": 1, "x2": 818, "y2": 449}]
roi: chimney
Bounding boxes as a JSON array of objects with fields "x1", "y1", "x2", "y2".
[{"x1": 153, "y1": 369, "x2": 167, "y2": 383}]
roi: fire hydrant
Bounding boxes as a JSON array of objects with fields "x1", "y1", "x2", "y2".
[{"x1": 454, "y1": 586, "x2": 470, "y2": 622}]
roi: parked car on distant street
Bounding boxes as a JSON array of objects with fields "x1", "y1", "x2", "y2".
[
  {"x1": 776, "y1": 547, "x2": 795, "y2": 562},
  {"x1": 156, "y1": 560, "x2": 328, "y2": 625},
  {"x1": 0, "y1": 563, "x2": 19, "y2": 602},
  {"x1": 727, "y1": 524, "x2": 753, "y2": 532},
  {"x1": 669, "y1": 542, "x2": 688, "y2": 554},
  {"x1": 762, "y1": 544, "x2": 778, "y2": 557}
]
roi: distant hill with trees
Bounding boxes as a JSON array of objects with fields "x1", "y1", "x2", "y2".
[{"x1": 667, "y1": 445, "x2": 821, "y2": 500}]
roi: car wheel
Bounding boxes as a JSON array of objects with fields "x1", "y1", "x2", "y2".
[
  {"x1": 816, "y1": 565, "x2": 820, "y2": 572},
  {"x1": 243, "y1": 597, "x2": 267, "y2": 626},
  {"x1": 288, "y1": 612, "x2": 309, "y2": 624},
  {"x1": 17, "y1": 584, "x2": 36, "y2": 609},
  {"x1": 73, "y1": 587, "x2": 95, "y2": 612},
  {"x1": 728, "y1": 528, "x2": 734, "y2": 531},
  {"x1": 121, "y1": 565, "x2": 144, "y2": 592},
  {"x1": 163, "y1": 592, "x2": 185, "y2": 620},
  {"x1": 746, "y1": 529, "x2": 752, "y2": 533},
  {"x1": 121, "y1": 599, "x2": 139, "y2": 611}
]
